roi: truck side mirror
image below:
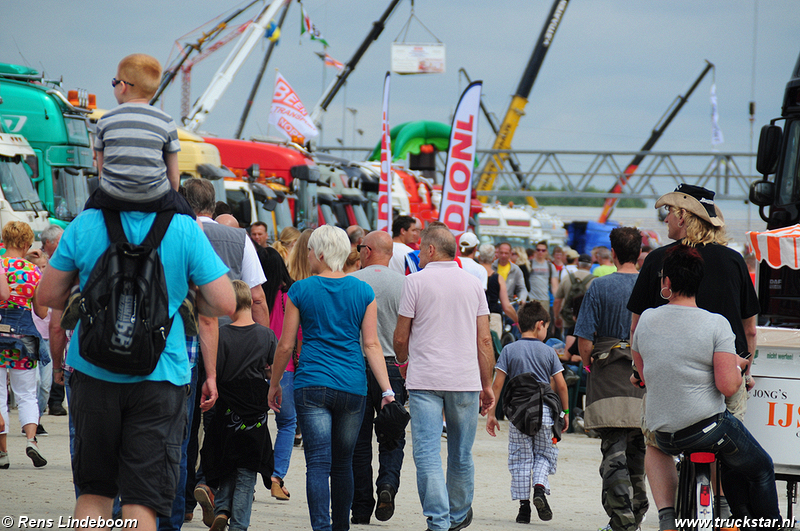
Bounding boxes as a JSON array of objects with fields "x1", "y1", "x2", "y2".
[
  {"x1": 261, "y1": 198, "x2": 278, "y2": 212},
  {"x1": 749, "y1": 179, "x2": 775, "y2": 207},
  {"x1": 245, "y1": 164, "x2": 260, "y2": 183},
  {"x1": 756, "y1": 125, "x2": 782, "y2": 176}
]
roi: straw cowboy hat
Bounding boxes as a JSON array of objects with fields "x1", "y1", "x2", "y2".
[{"x1": 655, "y1": 183, "x2": 725, "y2": 227}]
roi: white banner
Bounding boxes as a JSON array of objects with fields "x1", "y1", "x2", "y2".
[
  {"x1": 268, "y1": 72, "x2": 318, "y2": 142},
  {"x1": 711, "y1": 83, "x2": 724, "y2": 146},
  {"x1": 377, "y1": 72, "x2": 392, "y2": 232},
  {"x1": 439, "y1": 81, "x2": 482, "y2": 235},
  {"x1": 391, "y1": 43, "x2": 445, "y2": 75}
]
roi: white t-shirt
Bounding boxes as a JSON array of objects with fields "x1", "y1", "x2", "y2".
[
  {"x1": 389, "y1": 242, "x2": 414, "y2": 274},
  {"x1": 398, "y1": 261, "x2": 489, "y2": 391},
  {"x1": 460, "y1": 256, "x2": 488, "y2": 289}
]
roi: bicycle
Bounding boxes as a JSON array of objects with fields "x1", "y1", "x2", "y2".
[{"x1": 675, "y1": 451, "x2": 718, "y2": 531}]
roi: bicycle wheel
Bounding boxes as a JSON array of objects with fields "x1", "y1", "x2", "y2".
[{"x1": 675, "y1": 454, "x2": 694, "y2": 529}]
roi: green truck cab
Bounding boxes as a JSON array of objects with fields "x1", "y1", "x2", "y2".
[{"x1": 0, "y1": 63, "x2": 94, "y2": 227}]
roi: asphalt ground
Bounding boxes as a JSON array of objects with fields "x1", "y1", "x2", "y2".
[{"x1": 0, "y1": 408, "x2": 796, "y2": 530}]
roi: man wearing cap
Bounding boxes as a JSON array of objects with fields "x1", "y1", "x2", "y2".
[
  {"x1": 553, "y1": 253, "x2": 595, "y2": 336},
  {"x1": 458, "y1": 232, "x2": 487, "y2": 289},
  {"x1": 558, "y1": 249, "x2": 580, "y2": 282},
  {"x1": 627, "y1": 184, "x2": 759, "y2": 531}
]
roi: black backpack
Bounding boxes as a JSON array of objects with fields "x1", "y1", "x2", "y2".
[
  {"x1": 78, "y1": 210, "x2": 175, "y2": 375},
  {"x1": 560, "y1": 270, "x2": 594, "y2": 327}
]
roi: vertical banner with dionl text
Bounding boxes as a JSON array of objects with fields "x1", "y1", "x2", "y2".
[
  {"x1": 439, "y1": 81, "x2": 482, "y2": 235},
  {"x1": 377, "y1": 72, "x2": 392, "y2": 232}
]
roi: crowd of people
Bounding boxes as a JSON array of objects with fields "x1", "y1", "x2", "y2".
[{"x1": 0, "y1": 48, "x2": 786, "y2": 531}]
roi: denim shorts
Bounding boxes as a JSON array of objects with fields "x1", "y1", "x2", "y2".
[{"x1": 70, "y1": 370, "x2": 187, "y2": 517}]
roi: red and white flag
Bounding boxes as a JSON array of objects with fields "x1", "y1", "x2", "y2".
[
  {"x1": 268, "y1": 72, "x2": 318, "y2": 143},
  {"x1": 324, "y1": 53, "x2": 344, "y2": 71},
  {"x1": 377, "y1": 72, "x2": 392, "y2": 232},
  {"x1": 439, "y1": 81, "x2": 482, "y2": 235}
]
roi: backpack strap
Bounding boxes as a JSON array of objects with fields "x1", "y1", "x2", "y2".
[
  {"x1": 101, "y1": 210, "x2": 128, "y2": 245},
  {"x1": 143, "y1": 211, "x2": 176, "y2": 249},
  {"x1": 101, "y1": 210, "x2": 175, "y2": 248}
]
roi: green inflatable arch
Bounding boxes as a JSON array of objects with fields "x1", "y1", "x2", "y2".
[{"x1": 368, "y1": 120, "x2": 451, "y2": 162}]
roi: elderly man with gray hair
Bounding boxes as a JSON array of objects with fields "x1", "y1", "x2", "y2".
[{"x1": 394, "y1": 225, "x2": 495, "y2": 531}]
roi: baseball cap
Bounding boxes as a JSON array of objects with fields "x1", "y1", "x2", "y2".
[
  {"x1": 655, "y1": 183, "x2": 724, "y2": 227},
  {"x1": 565, "y1": 249, "x2": 579, "y2": 260},
  {"x1": 459, "y1": 232, "x2": 479, "y2": 251},
  {"x1": 578, "y1": 253, "x2": 592, "y2": 265}
]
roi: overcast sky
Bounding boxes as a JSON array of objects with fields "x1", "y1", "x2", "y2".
[{"x1": 3, "y1": 0, "x2": 798, "y2": 158}]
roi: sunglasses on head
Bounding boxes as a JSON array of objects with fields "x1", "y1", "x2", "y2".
[{"x1": 111, "y1": 78, "x2": 134, "y2": 88}]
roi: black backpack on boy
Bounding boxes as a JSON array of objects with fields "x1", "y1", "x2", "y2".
[{"x1": 78, "y1": 210, "x2": 174, "y2": 375}]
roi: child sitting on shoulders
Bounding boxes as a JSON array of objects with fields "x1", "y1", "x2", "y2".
[
  {"x1": 200, "y1": 280, "x2": 277, "y2": 531},
  {"x1": 486, "y1": 302, "x2": 569, "y2": 524},
  {"x1": 88, "y1": 53, "x2": 194, "y2": 217}
]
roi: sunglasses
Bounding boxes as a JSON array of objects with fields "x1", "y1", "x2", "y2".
[
  {"x1": 356, "y1": 244, "x2": 372, "y2": 252},
  {"x1": 536, "y1": 248, "x2": 547, "y2": 252},
  {"x1": 111, "y1": 78, "x2": 135, "y2": 88}
]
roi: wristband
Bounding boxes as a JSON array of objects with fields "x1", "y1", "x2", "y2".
[
  {"x1": 381, "y1": 389, "x2": 396, "y2": 398},
  {"x1": 563, "y1": 408, "x2": 569, "y2": 415},
  {"x1": 54, "y1": 368, "x2": 64, "y2": 373},
  {"x1": 394, "y1": 361, "x2": 408, "y2": 367}
]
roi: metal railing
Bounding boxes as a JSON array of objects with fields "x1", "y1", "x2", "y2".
[{"x1": 315, "y1": 146, "x2": 759, "y2": 201}]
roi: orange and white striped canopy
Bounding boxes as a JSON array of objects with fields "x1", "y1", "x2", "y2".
[{"x1": 747, "y1": 225, "x2": 800, "y2": 269}]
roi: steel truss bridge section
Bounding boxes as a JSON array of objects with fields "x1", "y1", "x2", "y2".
[{"x1": 319, "y1": 146, "x2": 759, "y2": 202}]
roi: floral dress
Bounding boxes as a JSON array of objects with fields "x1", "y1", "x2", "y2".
[{"x1": 0, "y1": 257, "x2": 42, "y2": 370}]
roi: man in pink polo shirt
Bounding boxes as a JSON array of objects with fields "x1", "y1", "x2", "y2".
[{"x1": 393, "y1": 225, "x2": 495, "y2": 531}]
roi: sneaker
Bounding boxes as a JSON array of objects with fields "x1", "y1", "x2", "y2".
[
  {"x1": 516, "y1": 500, "x2": 531, "y2": 524},
  {"x1": 36, "y1": 424, "x2": 48, "y2": 437},
  {"x1": 0, "y1": 450, "x2": 9, "y2": 469},
  {"x1": 598, "y1": 525, "x2": 613, "y2": 531},
  {"x1": 209, "y1": 514, "x2": 228, "y2": 531},
  {"x1": 26, "y1": 438, "x2": 47, "y2": 467},
  {"x1": 350, "y1": 514, "x2": 370, "y2": 525},
  {"x1": 532, "y1": 486, "x2": 552, "y2": 521},
  {"x1": 194, "y1": 484, "x2": 216, "y2": 527},
  {"x1": 449, "y1": 507, "x2": 473, "y2": 531},
  {"x1": 375, "y1": 484, "x2": 396, "y2": 521}
]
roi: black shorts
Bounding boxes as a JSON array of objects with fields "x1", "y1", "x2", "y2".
[
  {"x1": 84, "y1": 187, "x2": 196, "y2": 219},
  {"x1": 70, "y1": 370, "x2": 188, "y2": 517}
]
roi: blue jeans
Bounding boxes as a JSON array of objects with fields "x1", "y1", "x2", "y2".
[
  {"x1": 409, "y1": 390, "x2": 479, "y2": 531},
  {"x1": 655, "y1": 410, "x2": 781, "y2": 523},
  {"x1": 159, "y1": 364, "x2": 197, "y2": 531},
  {"x1": 36, "y1": 339, "x2": 52, "y2": 416},
  {"x1": 272, "y1": 371, "x2": 297, "y2": 480},
  {"x1": 352, "y1": 362, "x2": 407, "y2": 518},
  {"x1": 215, "y1": 467, "x2": 257, "y2": 531},
  {"x1": 295, "y1": 386, "x2": 366, "y2": 531}
]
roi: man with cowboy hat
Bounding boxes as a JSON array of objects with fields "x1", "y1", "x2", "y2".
[{"x1": 627, "y1": 184, "x2": 760, "y2": 531}]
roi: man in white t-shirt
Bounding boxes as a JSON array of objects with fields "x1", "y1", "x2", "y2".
[
  {"x1": 393, "y1": 225, "x2": 494, "y2": 531},
  {"x1": 458, "y1": 232, "x2": 487, "y2": 289},
  {"x1": 389, "y1": 215, "x2": 420, "y2": 274}
]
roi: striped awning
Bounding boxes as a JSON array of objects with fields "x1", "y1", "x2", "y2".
[{"x1": 747, "y1": 225, "x2": 800, "y2": 269}]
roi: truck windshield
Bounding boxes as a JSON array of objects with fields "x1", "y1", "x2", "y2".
[
  {"x1": 0, "y1": 159, "x2": 46, "y2": 212},
  {"x1": 52, "y1": 168, "x2": 90, "y2": 222},
  {"x1": 777, "y1": 119, "x2": 800, "y2": 206}
]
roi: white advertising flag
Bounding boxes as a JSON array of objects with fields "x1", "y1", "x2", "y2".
[
  {"x1": 439, "y1": 81, "x2": 482, "y2": 235},
  {"x1": 377, "y1": 72, "x2": 392, "y2": 232},
  {"x1": 268, "y1": 72, "x2": 318, "y2": 143},
  {"x1": 711, "y1": 83, "x2": 724, "y2": 146}
]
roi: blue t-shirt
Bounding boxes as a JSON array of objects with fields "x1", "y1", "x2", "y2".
[
  {"x1": 573, "y1": 272, "x2": 638, "y2": 342},
  {"x1": 496, "y1": 338, "x2": 563, "y2": 383},
  {"x1": 289, "y1": 275, "x2": 374, "y2": 396},
  {"x1": 49, "y1": 209, "x2": 229, "y2": 385}
]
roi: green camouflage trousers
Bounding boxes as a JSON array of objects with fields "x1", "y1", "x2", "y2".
[{"x1": 597, "y1": 428, "x2": 649, "y2": 531}]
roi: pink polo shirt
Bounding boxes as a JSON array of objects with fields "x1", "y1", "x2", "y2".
[{"x1": 399, "y1": 261, "x2": 489, "y2": 392}]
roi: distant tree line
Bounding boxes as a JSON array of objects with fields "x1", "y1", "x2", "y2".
[{"x1": 495, "y1": 184, "x2": 646, "y2": 208}]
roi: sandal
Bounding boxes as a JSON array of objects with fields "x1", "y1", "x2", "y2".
[{"x1": 271, "y1": 477, "x2": 290, "y2": 500}]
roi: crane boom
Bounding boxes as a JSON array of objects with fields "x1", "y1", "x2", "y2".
[
  {"x1": 475, "y1": 0, "x2": 569, "y2": 201},
  {"x1": 309, "y1": 0, "x2": 403, "y2": 127},
  {"x1": 597, "y1": 60, "x2": 714, "y2": 223},
  {"x1": 184, "y1": 0, "x2": 286, "y2": 132}
]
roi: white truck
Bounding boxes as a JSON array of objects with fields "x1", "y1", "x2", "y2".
[
  {"x1": 477, "y1": 203, "x2": 545, "y2": 248},
  {"x1": 0, "y1": 133, "x2": 53, "y2": 237}
]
